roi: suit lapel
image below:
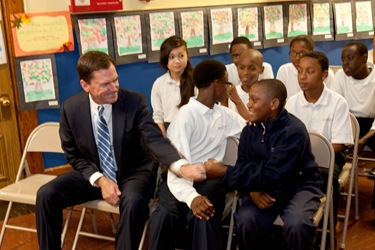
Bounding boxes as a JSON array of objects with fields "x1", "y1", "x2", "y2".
[{"x1": 112, "y1": 90, "x2": 127, "y2": 169}]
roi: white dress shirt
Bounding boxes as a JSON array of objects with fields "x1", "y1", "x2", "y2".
[{"x1": 167, "y1": 97, "x2": 245, "y2": 208}]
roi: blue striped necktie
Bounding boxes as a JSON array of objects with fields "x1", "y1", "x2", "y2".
[{"x1": 97, "y1": 105, "x2": 117, "y2": 183}]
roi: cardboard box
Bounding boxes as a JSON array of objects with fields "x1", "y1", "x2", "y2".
[{"x1": 70, "y1": 0, "x2": 122, "y2": 13}]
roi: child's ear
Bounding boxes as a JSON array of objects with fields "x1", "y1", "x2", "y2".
[
  {"x1": 270, "y1": 98, "x2": 280, "y2": 111},
  {"x1": 322, "y1": 70, "x2": 329, "y2": 81}
]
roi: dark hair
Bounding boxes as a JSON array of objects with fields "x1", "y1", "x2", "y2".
[
  {"x1": 193, "y1": 59, "x2": 226, "y2": 89},
  {"x1": 160, "y1": 35, "x2": 194, "y2": 108},
  {"x1": 290, "y1": 35, "x2": 314, "y2": 51},
  {"x1": 301, "y1": 51, "x2": 329, "y2": 72},
  {"x1": 76, "y1": 51, "x2": 115, "y2": 83},
  {"x1": 344, "y1": 41, "x2": 368, "y2": 56},
  {"x1": 229, "y1": 36, "x2": 253, "y2": 53},
  {"x1": 253, "y1": 79, "x2": 287, "y2": 109}
]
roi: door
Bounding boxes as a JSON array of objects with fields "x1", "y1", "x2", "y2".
[{"x1": 0, "y1": 3, "x2": 21, "y2": 188}]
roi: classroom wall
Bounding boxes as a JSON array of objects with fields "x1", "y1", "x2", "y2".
[{"x1": 22, "y1": 0, "x2": 374, "y2": 167}]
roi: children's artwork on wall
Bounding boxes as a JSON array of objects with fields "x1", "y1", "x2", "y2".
[
  {"x1": 177, "y1": 8, "x2": 208, "y2": 57},
  {"x1": 311, "y1": 0, "x2": 334, "y2": 41},
  {"x1": 145, "y1": 10, "x2": 178, "y2": 62},
  {"x1": 287, "y1": 2, "x2": 310, "y2": 38},
  {"x1": 10, "y1": 11, "x2": 74, "y2": 57},
  {"x1": 233, "y1": 5, "x2": 263, "y2": 49},
  {"x1": 333, "y1": 0, "x2": 355, "y2": 40},
  {"x1": 111, "y1": 12, "x2": 147, "y2": 65},
  {"x1": 0, "y1": 26, "x2": 7, "y2": 65},
  {"x1": 354, "y1": 0, "x2": 375, "y2": 39},
  {"x1": 208, "y1": 7, "x2": 234, "y2": 55},
  {"x1": 263, "y1": 4, "x2": 288, "y2": 48},
  {"x1": 14, "y1": 54, "x2": 59, "y2": 111},
  {"x1": 72, "y1": 14, "x2": 114, "y2": 58}
]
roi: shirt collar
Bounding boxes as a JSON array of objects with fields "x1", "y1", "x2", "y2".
[
  {"x1": 166, "y1": 71, "x2": 180, "y2": 87},
  {"x1": 89, "y1": 94, "x2": 112, "y2": 115},
  {"x1": 298, "y1": 85, "x2": 329, "y2": 107}
]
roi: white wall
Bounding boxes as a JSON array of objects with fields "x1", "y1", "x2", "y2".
[{"x1": 24, "y1": 0, "x2": 294, "y2": 13}]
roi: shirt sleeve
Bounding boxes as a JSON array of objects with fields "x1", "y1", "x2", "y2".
[
  {"x1": 167, "y1": 170, "x2": 200, "y2": 208},
  {"x1": 261, "y1": 62, "x2": 274, "y2": 79},
  {"x1": 150, "y1": 78, "x2": 164, "y2": 123}
]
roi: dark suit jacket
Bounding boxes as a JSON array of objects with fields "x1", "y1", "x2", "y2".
[{"x1": 59, "y1": 88, "x2": 181, "y2": 181}]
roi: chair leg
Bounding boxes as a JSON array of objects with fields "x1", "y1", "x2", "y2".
[
  {"x1": 0, "y1": 201, "x2": 13, "y2": 247},
  {"x1": 61, "y1": 206, "x2": 73, "y2": 248},
  {"x1": 72, "y1": 207, "x2": 88, "y2": 250},
  {"x1": 226, "y1": 191, "x2": 238, "y2": 250},
  {"x1": 354, "y1": 167, "x2": 360, "y2": 220},
  {"x1": 90, "y1": 209, "x2": 98, "y2": 235},
  {"x1": 109, "y1": 213, "x2": 116, "y2": 234},
  {"x1": 138, "y1": 219, "x2": 149, "y2": 250}
]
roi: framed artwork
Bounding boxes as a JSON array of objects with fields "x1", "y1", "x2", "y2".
[
  {"x1": 354, "y1": 0, "x2": 375, "y2": 39},
  {"x1": 0, "y1": 26, "x2": 6, "y2": 65},
  {"x1": 208, "y1": 7, "x2": 234, "y2": 55},
  {"x1": 72, "y1": 14, "x2": 114, "y2": 57},
  {"x1": 233, "y1": 5, "x2": 263, "y2": 49},
  {"x1": 177, "y1": 8, "x2": 208, "y2": 57},
  {"x1": 310, "y1": 0, "x2": 334, "y2": 41},
  {"x1": 145, "y1": 10, "x2": 178, "y2": 63},
  {"x1": 263, "y1": 4, "x2": 288, "y2": 48},
  {"x1": 333, "y1": 0, "x2": 355, "y2": 41},
  {"x1": 286, "y1": 2, "x2": 311, "y2": 44},
  {"x1": 111, "y1": 12, "x2": 147, "y2": 65},
  {"x1": 14, "y1": 54, "x2": 59, "y2": 111}
]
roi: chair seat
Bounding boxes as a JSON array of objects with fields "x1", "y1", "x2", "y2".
[
  {"x1": 0, "y1": 174, "x2": 56, "y2": 204},
  {"x1": 338, "y1": 163, "x2": 352, "y2": 187},
  {"x1": 80, "y1": 199, "x2": 119, "y2": 214}
]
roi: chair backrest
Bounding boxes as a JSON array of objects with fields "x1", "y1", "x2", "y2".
[
  {"x1": 223, "y1": 136, "x2": 239, "y2": 166},
  {"x1": 16, "y1": 122, "x2": 63, "y2": 181},
  {"x1": 309, "y1": 131, "x2": 334, "y2": 171}
]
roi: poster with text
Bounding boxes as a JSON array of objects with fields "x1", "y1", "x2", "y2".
[
  {"x1": 111, "y1": 12, "x2": 147, "y2": 64},
  {"x1": 15, "y1": 54, "x2": 59, "y2": 110},
  {"x1": 11, "y1": 11, "x2": 74, "y2": 57}
]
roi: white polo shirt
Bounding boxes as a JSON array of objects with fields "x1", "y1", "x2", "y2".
[
  {"x1": 285, "y1": 86, "x2": 353, "y2": 145},
  {"x1": 226, "y1": 62, "x2": 274, "y2": 86}
]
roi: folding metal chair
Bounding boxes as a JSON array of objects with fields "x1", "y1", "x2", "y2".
[
  {"x1": 0, "y1": 122, "x2": 72, "y2": 248},
  {"x1": 338, "y1": 113, "x2": 360, "y2": 249}
]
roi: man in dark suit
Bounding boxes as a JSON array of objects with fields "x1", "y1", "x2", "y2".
[{"x1": 36, "y1": 51, "x2": 205, "y2": 250}]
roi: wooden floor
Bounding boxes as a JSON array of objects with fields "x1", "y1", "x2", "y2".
[{"x1": 1, "y1": 164, "x2": 375, "y2": 249}]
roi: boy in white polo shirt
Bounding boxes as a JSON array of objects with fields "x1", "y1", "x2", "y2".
[
  {"x1": 331, "y1": 41, "x2": 375, "y2": 211},
  {"x1": 286, "y1": 51, "x2": 353, "y2": 228}
]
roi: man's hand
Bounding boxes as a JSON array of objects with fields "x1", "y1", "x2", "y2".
[
  {"x1": 250, "y1": 192, "x2": 276, "y2": 209},
  {"x1": 180, "y1": 162, "x2": 206, "y2": 182},
  {"x1": 191, "y1": 196, "x2": 215, "y2": 220},
  {"x1": 97, "y1": 176, "x2": 121, "y2": 205},
  {"x1": 204, "y1": 158, "x2": 227, "y2": 179}
]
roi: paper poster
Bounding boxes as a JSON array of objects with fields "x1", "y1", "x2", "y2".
[
  {"x1": 180, "y1": 10, "x2": 205, "y2": 48},
  {"x1": 78, "y1": 17, "x2": 109, "y2": 54},
  {"x1": 335, "y1": 2, "x2": 353, "y2": 34},
  {"x1": 237, "y1": 7, "x2": 259, "y2": 42},
  {"x1": 356, "y1": 1, "x2": 373, "y2": 32},
  {"x1": 114, "y1": 15, "x2": 143, "y2": 56},
  {"x1": 313, "y1": 2, "x2": 331, "y2": 35},
  {"x1": 288, "y1": 3, "x2": 308, "y2": 37},
  {"x1": 210, "y1": 8, "x2": 233, "y2": 45},
  {"x1": 11, "y1": 12, "x2": 74, "y2": 57},
  {"x1": 149, "y1": 11, "x2": 176, "y2": 52},
  {"x1": 0, "y1": 26, "x2": 7, "y2": 65},
  {"x1": 264, "y1": 5, "x2": 284, "y2": 40}
]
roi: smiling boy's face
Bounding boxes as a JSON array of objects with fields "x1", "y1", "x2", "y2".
[
  {"x1": 247, "y1": 84, "x2": 274, "y2": 123},
  {"x1": 237, "y1": 51, "x2": 264, "y2": 88}
]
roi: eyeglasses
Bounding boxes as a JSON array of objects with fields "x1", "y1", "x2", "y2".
[
  {"x1": 231, "y1": 54, "x2": 241, "y2": 59},
  {"x1": 217, "y1": 79, "x2": 233, "y2": 85},
  {"x1": 289, "y1": 51, "x2": 306, "y2": 58}
]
